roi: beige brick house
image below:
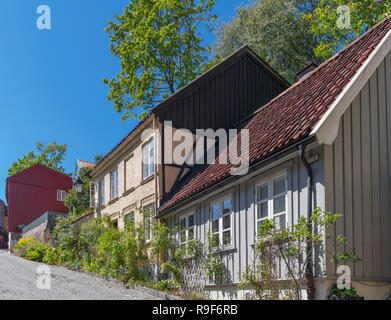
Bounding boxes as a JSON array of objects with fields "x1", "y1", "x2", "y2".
[{"x1": 90, "y1": 115, "x2": 160, "y2": 234}]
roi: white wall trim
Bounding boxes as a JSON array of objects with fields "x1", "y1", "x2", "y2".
[{"x1": 311, "y1": 27, "x2": 391, "y2": 145}]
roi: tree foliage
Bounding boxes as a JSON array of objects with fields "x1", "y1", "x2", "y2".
[
  {"x1": 305, "y1": 0, "x2": 391, "y2": 60},
  {"x1": 104, "y1": 0, "x2": 216, "y2": 122},
  {"x1": 8, "y1": 142, "x2": 68, "y2": 177},
  {"x1": 212, "y1": 0, "x2": 321, "y2": 83},
  {"x1": 64, "y1": 167, "x2": 93, "y2": 216}
]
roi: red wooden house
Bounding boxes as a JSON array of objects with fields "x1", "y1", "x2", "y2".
[{"x1": 6, "y1": 164, "x2": 72, "y2": 233}]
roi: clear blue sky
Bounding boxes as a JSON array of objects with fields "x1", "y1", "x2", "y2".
[{"x1": 0, "y1": 0, "x2": 243, "y2": 203}]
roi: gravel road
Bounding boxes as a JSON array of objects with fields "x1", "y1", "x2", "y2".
[{"x1": 0, "y1": 250, "x2": 160, "y2": 300}]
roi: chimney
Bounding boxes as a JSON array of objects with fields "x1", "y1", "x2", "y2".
[{"x1": 296, "y1": 62, "x2": 318, "y2": 80}]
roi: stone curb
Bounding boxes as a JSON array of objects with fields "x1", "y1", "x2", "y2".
[{"x1": 76, "y1": 269, "x2": 183, "y2": 300}]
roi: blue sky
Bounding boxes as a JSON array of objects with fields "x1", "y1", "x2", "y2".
[{"x1": 0, "y1": 0, "x2": 243, "y2": 203}]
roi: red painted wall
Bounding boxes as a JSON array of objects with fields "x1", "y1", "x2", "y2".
[{"x1": 6, "y1": 164, "x2": 72, "y2": 233}]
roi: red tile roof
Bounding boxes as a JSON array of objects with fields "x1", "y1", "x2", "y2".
[
  {"x1": 79, "y1": 160, "x2": 96, "y2": 168},
  {"x1": 160, "y1": 15, "x2": 391, "y2": 213}
]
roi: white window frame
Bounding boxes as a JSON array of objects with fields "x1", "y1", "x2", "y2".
[
  {"x1": 255, "y1": 171, "x2": 288, "y2": 234},
  {"x1": 142, "y1": 138, "x2": 155, "y2": 181},
  {"x1": 110, "y1": 168, "x2": 118, "y2": 201},
  {"x1": 98, "y1": 179, "x2": 105, "y2": 207},
  {"x1": 178, "y1": 211, "x2": 196, "y2": 248},
  {"x1": 143, "y1": 203, "x2": 155, "y2": 241},
  {"x1": 209, "y1": 195, "x2": 233, "y2": 249},
  {"x1": 125, "y1": 211, "x2": 135, "y2": 223},
  {"x1": 57, "y1": 190, "x2": 66, "y2": 202}
]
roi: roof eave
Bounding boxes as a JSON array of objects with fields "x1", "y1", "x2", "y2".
[{"x1": 311, "y1": 26, "x2": 391, "y2": 145}]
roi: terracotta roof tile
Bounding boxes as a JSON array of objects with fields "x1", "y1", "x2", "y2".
[
  {"x1": 79, "y1": 160, "x2": 96, "y2": 168},
  {"x1": 160, "y1": 15, "x2": 391, "y2": 213}
]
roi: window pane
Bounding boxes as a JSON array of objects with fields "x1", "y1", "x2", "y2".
[
  {"x1": 125, "y1": 212, "x2": 134, "y2": 225},
  {"x1": 149, "y1": 141, "x2": 154, "y2": 175},
  {"x1": 212, "y1": 220, "x2": 219, "y2": 233},
  {"x1": 143, "y1": 144, "x2": 149, "y2": 179},
  {"x1": 211, "y1": 234, "x2": 219, "y2": 248},
  {"x1": 257, "y1": 202, "x2": 268, "y2": 220},
  {"x1": 180, "y1": 218, "x2": 186, "y2": 229},
  {"x1": 223, "y1": 215, "x2": 230, "y2": 229},
  {"x1": 273, "y1": 177, "x2": 285, "y2": 196},
  {"x1": 273, "y1": 195, "x2": 286, "y2": 214},
  {"x1": 257, "y1": 184, "x2": 268, "y2": 201},
  {"x1": 180, "y1": 230, "x2": 186, "y2": 243},
  {"x1": 223, "y1": 199, "x2": 231, "y2": 214},
  {"x1": 274, "y1": 214, "x2": 286, "y2": 230},
  {"x1": 223, "y1": 230, "x2": 231, "y2": 245},
  {"x1": 188, "y1": 215, "x2": 194, "y2": 227},
  {"x1": 188, "y1": 227, "x2": 194, "y2": 240},
  {"x1": 212, "y1": 204, "x2": 219, "y2": 219}
]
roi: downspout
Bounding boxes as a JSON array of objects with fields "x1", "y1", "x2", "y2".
[{"x1": 299, "y1": 143, "x2": 315, "y2": 300}]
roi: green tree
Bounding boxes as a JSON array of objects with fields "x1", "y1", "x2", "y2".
[
  {"x1": 8, "y1": 142, "x2": 68, "y2": 176},
  {"x1": 103, "y1": 0, "x2": 216, "y2": 122},
  {"x1": 64, "y1": 167, "x2": 93, "y2": 216},
  {"x1": 305, "y1": 0, "x2": 391, "y2": 60},
  {"x1": 212, "y1": 0, "x2": 322, "y2": 83}
]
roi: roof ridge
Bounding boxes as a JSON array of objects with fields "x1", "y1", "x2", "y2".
[{"x1": 250, "y1": 14, "x2": 391, "y2": 119}]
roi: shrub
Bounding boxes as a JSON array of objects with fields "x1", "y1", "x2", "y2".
[
  {"x1": 24, "y1": 241, "x2": 47, "y2": 262},
  {"x1": 12, "y1": 237, "x2": 34, "y2": 257},
  {"x1": 331, "y1": 285, "x2": 359, "y2": 298},
  {"x1": 12, "y1": 237, "x2": 48, "y2": 262}
]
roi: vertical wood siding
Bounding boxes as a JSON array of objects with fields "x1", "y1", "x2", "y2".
[
  {"x1": 165, "y1": 147, "x2": 325, "y2": 286},
  {"x1": 154, "y1": 53, "x2": 287, "y2": 132},
  {"x1": 324, "y1": 51, "x2": 391, "y2": 280}
]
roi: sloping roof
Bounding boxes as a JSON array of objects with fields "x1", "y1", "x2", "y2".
[
  {"x1": 160, "y1": 14, "x2": 391, "y2": 213},
  {"x1": 91, "y1": 46, "x2": 289, "y2": 177},
  {"x1": 90, "y1": 115, "x2": 152, "y2": 176},
  {"x1": 78, "y1": 160, "x2": 96, "y2": 168}
]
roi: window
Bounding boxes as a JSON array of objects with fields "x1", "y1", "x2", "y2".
[
  {"x1": 110, "y1": 168, "x2": 118, "y2": 200},
  {"x1": 210, "y1": 197, "x2": 232, "y2": 248},
  {"x1": 256, "y1": 175, "x2": 287, "y2": 232},
  {"x1": 143, "y1": 203, "x2": 155, "y2": 241},
  {"x1": 125, "y1": 211, "x2": 135, "y2": 226},
  {"x1": 142, "y1": 139, "x2": 155, "y2": 180},
  {"x1": 179, "y1": 213, "x2": 195, "y2": 249},
  {"x1": 98, "y1": 179, "x2": 105, "y2": 207},
  {"x1": 57, "y1": 190, "x2": 66, "y2": 202}
]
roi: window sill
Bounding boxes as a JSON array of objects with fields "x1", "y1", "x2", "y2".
[
  {"x1": 108, "y1": 197, "x2": 119, "y2": 206},
  {"x1": 123, "y1": 187, "x2": 135, "y2": 197},
  {"x1": 210, "y1": 245, "x2": 236, "y2": 254},
  {"x1": 141, "y1": 175, "x2": 154, "y2": 185}
]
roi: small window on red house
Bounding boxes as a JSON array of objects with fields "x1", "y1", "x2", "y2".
[{"x1": 57, "y1": 190, "x2": 66, "y2": 202}]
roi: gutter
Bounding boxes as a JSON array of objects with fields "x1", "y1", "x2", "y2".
[
  {"x1": 299, "y1": 142, "x2": 315, "y2": 300},
  {"x1": 158, "y1": 135, "x2": 317, "y2": 217}
]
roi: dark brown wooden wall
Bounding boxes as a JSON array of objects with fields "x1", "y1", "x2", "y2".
[{"x1": 154, "y1": 50, "x2": 288, "y2": 131}]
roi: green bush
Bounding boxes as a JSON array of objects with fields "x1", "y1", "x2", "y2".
[
  {"x1": 12, "y1": 237, "x2": 48, "y2": 262},
  {"x1": 24, "y1": 241, "x2": 47, "y2": 262},
  {"x1": 331, "y1": 285, "x2": 359, "y2": 298}
]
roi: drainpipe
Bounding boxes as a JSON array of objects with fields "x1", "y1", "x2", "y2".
[{"x1": 299, "y1": 143, "x2": 315, "y2": 300}]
